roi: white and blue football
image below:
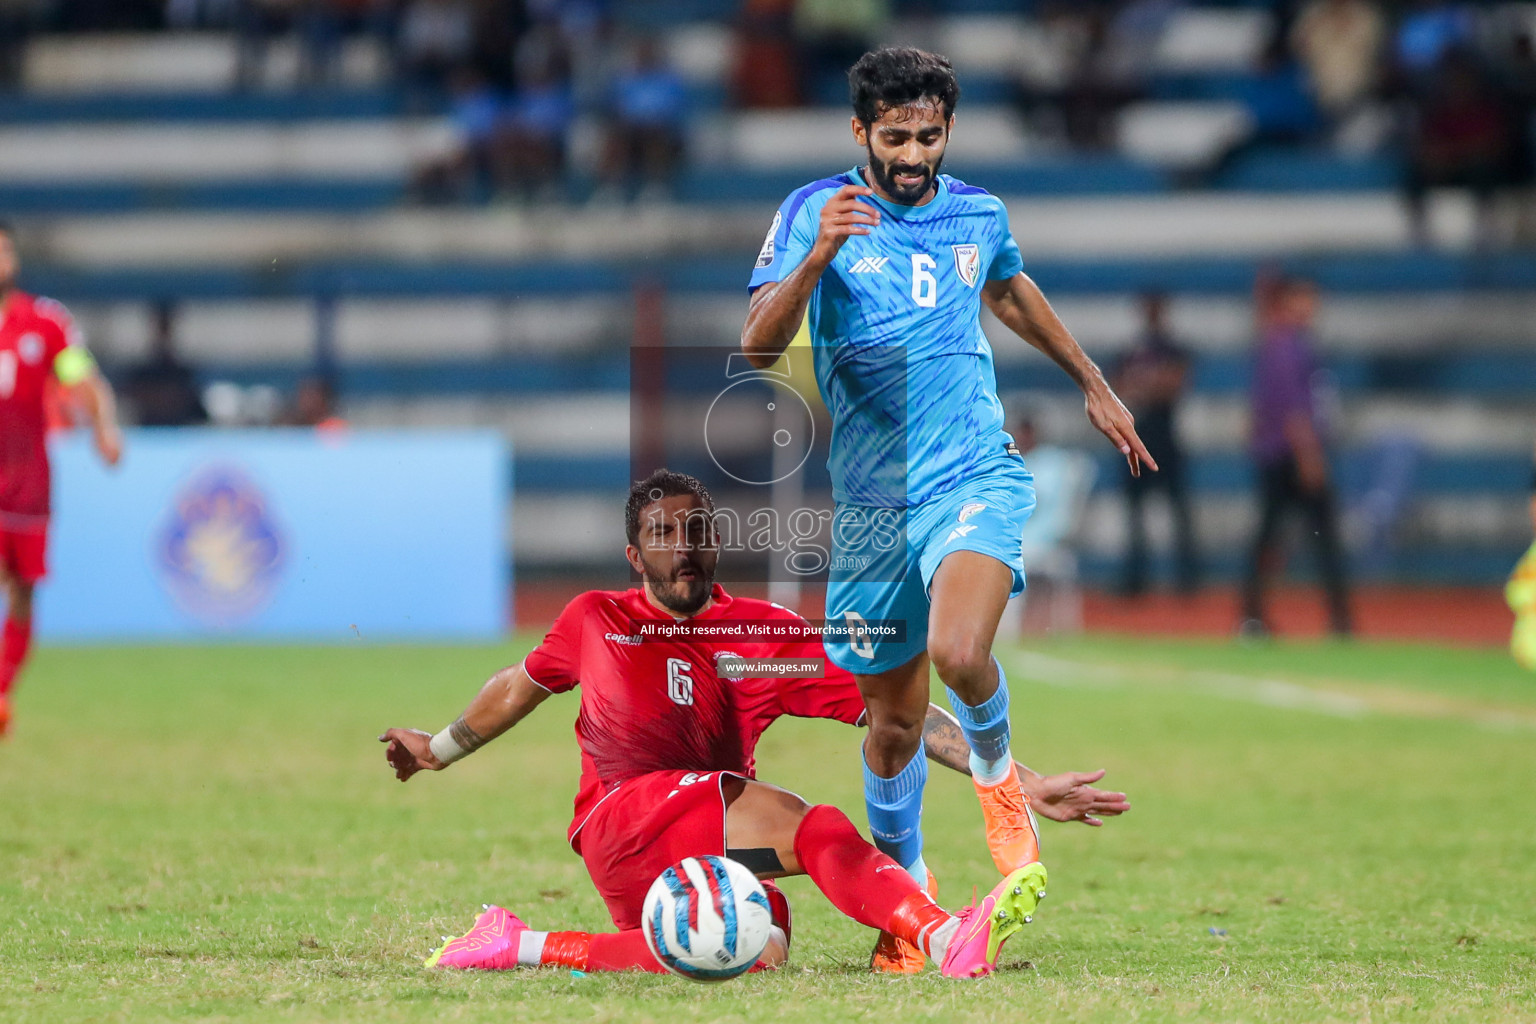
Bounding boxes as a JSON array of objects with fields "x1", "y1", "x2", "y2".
[{"x1": 641, "y1": 855, "x2": 773, "y2": 981}]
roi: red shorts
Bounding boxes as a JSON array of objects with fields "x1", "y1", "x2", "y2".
[
  {"x1": 0, "y1": 525, "x2": 47, "y2": 584},
  {"x1": 573, "y1": 769, "x2": 743, "y2": 931}
]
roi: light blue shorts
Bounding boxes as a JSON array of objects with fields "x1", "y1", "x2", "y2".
[{"x1": 823, "y1": 458, "x2": 1035, "y2": 675}]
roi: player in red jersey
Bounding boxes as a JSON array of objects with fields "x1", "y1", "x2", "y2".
[
  {"x1": 0, "y1": 222, "x2": 122, "y2": 736},
  {"x1": 380, "y1": 470, "x2": 1127, "y2": 976}
]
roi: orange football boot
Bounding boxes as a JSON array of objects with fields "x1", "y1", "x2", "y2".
[
  {"x1": 0, "y1": 696, "x2": 10, "y2": 738},
  {"x1": 870, "y1": 869, "x2": 938, "y2": 974},
  {"x1": 974, "y1": 762, "x2": 1042, "y2": 874}
]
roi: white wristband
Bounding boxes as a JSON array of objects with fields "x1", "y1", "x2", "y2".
[{"x1": 429, "y1": 727, "x2": 470, "y2": 765}]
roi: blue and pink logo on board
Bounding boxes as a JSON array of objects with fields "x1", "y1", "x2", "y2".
[{"x1": 156, "y1": 466, "x2": 285, "y2": 626}]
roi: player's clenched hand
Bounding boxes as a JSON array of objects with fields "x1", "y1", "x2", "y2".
[
  {"x1": 1084, "y1": 382, "x2": 1158, "y2": 478},
  {"x1": 378, "y1": 727, "x2": 444, "y2": 781},
  {"x1": 1024, "y1": 767, "x2": 1129, "y2": 827},
  {"x1": 810, "y1": 185, "x2": 880, "y2": 265}
]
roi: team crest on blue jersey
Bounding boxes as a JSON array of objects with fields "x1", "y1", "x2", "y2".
[
  {"x1": 157, "y1": 466, "x2": 285, "y2": 626},
  {"x1": 959, "y1": 502, "x2": 989, "y2": 523},
  {"x1": 952, "y1": 243, "x2": 981, "y2": 287}
]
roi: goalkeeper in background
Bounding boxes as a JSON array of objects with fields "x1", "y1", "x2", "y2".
[{"x1": 1508, "y1": 447, "x2": 1536, "y2": 671}]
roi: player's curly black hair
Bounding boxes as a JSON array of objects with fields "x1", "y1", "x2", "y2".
[
  {"x1": 849, "y1": 47, "x2": 960, "y2": 126},
  {"x1": 625, "y1": 469, "x2": 715, "y2": 547}
]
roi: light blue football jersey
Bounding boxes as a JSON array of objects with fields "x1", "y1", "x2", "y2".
[{"x1": 748, "y1": 167, "x2": 1025, "y2": 507}]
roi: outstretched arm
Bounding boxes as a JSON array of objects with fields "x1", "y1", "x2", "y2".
[
  {"x1": 983, "y1": 272, "x2": 1156, "y2": 477},
  {"x1": 378, "y1": 661, "x2": 551, "y2": 781},
  {"x1": 921, "y1": 704, "x2": 1130, "y2": 826},
  {"x1": 67, "y1": 368, "x2": 122, "y2": 467}
]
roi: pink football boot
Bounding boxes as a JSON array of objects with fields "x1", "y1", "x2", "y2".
[
  {"x1": 939, "y1": 863, "x2": 1048, "y2": 979},
  {"x1": 426, "y1": 905, "x2": 526, "y2": 970}
]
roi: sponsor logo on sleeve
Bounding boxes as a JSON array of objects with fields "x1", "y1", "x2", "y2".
[{"x1": 755, "y1": 211, "x2": 781, "y2": 269}]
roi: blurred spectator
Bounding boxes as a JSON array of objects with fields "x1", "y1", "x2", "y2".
[
  {"x1": 284, "y1": 376, "x2": 346, "y2": 431},
  {"x1": 234, "y1": 0, "x2": 302, "y2": 89},
  {"x1": 1114, "y1": 292, "x2": 1197, "y2": 596},
  {"x1": 0, "y1": 0, "x2": 43, "y2": 91},
  {"x1": 124, "y1": 303, "x2": 208, "y2": 427},
  {"x1": 495, "y1": 22, "x2": 574, "y2": 199},
  {"x1": 1012, "y1": 415, "x2": 1097, "y2": 635},
  {"x1": 793, "y1": 0, "x2": 888, "y2": 106},
  {"x1": 397, "y1": 0, "x2": 475, "y2": 97},
  {"x1": 1014, "y1": 0, "x2": 1170, "y2": 151},
  {"x1": 300, "y1": 0, "x2": 398, "y2": 87},
  {"x1": 1240, "y1": 276, "x2": 1352, "y2": 638},
  {"x1": 1392, "y1": 0, "x2": 1475, "y2": 81},
  {"x1": 733, "y1": 0, "x2": 800, "y2": 109},
  {"x1": 1238, "y1": 36, "x2": 1322, "y2": 146},
  {"x1": 1403, "y1": 53, "x2": 1512, "y2": 247},
  {"x1": 1289, "y1": 0, "x2": 1384, "y2": 120},
  {"x1": 411, "y1": 65, "x2": 503, "y2": 202},
  {"x1": 598, "y1": 37, "x2": 688, "y2": 201}
]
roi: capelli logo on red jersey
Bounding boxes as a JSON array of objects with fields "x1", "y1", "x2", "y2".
[{"x1": 603, "y1": 631, "x2": 643, "y2": 645}]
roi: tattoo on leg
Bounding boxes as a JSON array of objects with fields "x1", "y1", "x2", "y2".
[{"x1": 448, "y1": 716, "x2": 487, "y2": 754}]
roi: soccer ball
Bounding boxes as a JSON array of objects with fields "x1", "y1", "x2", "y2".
[{"x1": 641, "y1": 855, "x2": 773, "y2": 981}]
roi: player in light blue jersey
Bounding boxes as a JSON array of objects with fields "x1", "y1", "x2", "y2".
[{"x1": 740, "y1": 48, "x2": 1155, "y2": 972}]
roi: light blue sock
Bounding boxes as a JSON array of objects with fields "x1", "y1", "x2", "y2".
[
  {"x1": 946, "y1": 658, "x2": 1013, "y2": 785},
  {"x1": 863, "y1": 748, "x2": 928, "y2": 886}
]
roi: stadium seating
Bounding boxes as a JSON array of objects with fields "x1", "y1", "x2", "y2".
[{"x1": 4, "y1": 5, "x2": 1532, "y2": 589}]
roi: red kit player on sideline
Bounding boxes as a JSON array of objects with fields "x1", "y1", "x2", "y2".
[
  {"x1": 0, "y1": 222, "x2": 123, "y2": 736},
  {"x1": 380, "y1": 470, "x2": 1127, "y2": 977}
]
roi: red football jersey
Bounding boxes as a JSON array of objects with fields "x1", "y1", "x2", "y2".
[
  {"x1": 0, "y1": 292, "x2": 80, "y2": 524},
  {"x1": 522, "y1": 584, "x2": 867, "y2": 851}
]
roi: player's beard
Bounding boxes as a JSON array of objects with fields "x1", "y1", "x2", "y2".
[
  {"x1": 866, "y1": 147, "x2": 942, "y2": 205},
  {"x1": 639, "y1": 553, "x2": 715, "y2": 617}
]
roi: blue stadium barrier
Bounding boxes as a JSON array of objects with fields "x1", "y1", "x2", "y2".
[
  {"x1": 0, "y1": 88, "x2": 425, "y2": 124},
  {"x1": 1212, "y1": 149, "x2": 1400, "y2": 192},
  {"x1": 0, "y1": 180, "x2": 405, "y2": 214}
]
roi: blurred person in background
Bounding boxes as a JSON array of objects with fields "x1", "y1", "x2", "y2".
[
  {"x1": 1507, "y1": 447, "x2": 1536, "y2": 671},
  {"x1": 1289, "y1": 0, "x2": 1384, "y2": 131},
  {"x1": 1392, "y1": 0, "x2": 1475, "y2": 84},
  {"x1": 0, "y1": 0, "x2": 44, "y2": 91},
  {"x1": 1010, "y1": 415, "x2": 1097, "y2": 635},
  {"x1": 1402, "y1": 51, "x2": 1514, "y2": 247},
  {"x1": 396, "y1": 0, "x2": 475, "y2": 99},
  {"x1": 0, "y1": 222, "x2": 122, "y2": 736},
  {"x1": 1240, "y1": 276, "x2": 1351, "y2": 638},
  {"x1": 597, "y1": 36, "x2": 688, "y2": 202},
  {"x1": 793, "y1": 0, "x2": 888, "y2": 105},
  {"x1": 492, "y1": 20, "x2": 574, "y2": 199},
  {"x1": 411, "y1": 64, "x2": 504, "y2": 202},
  {"x1": 732, "y1": 0, "x2": 800, "y2": 109},
  {"x1": 124, "y1": 301, "x2": 207, "y2": 427},
  {"x1": 1114, "y1": 292, "x2": 1197, "y2": 596},
  {"x1": 283, "y1": 375, "x2": 346, "y2": 431},
  {"x1": 235, "y1": 0, "x2": 304, "y2": 89}
]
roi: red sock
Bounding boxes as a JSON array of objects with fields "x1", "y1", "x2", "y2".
[
  {"x1": 0, "y1": 615, "x2": 31, "y2": 698},
  {"x1": 583, "y1": 931, "x2": 666, "y2": 973},
  {"x1": 792, "y1": 804, "x2": 953, "y2": 955}
]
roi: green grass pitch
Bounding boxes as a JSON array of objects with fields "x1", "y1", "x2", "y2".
[{"x1": 2, "y1": 634, "x2": 1534, "y2": 1022}]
